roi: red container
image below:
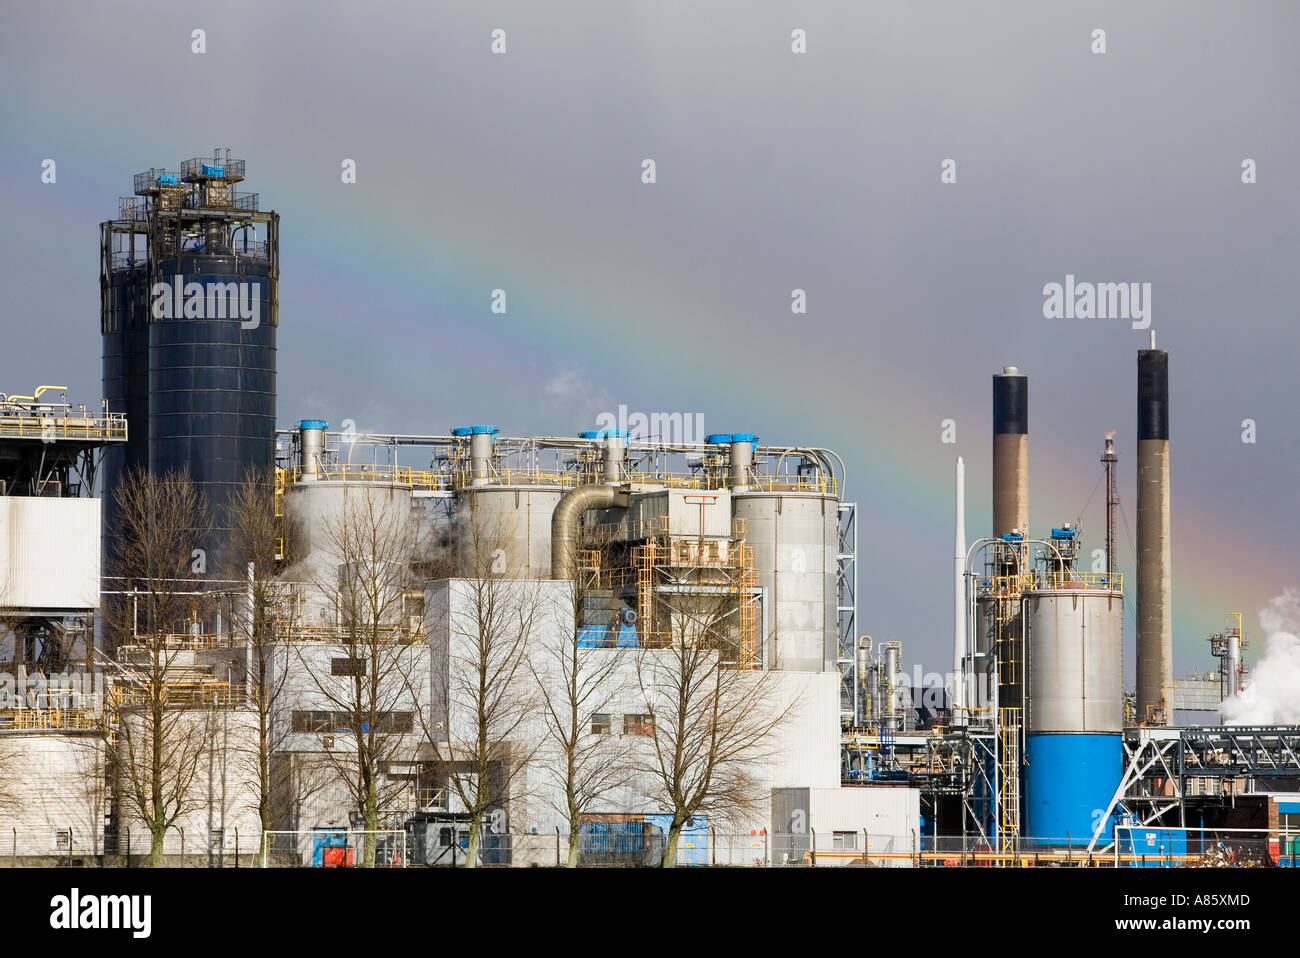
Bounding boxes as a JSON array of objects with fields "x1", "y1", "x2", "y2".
[{"x1": 322, "y1": 846, "x2": 354, "y2": 867}]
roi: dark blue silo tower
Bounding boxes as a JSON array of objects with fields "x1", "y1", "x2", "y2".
[{"x1": 100, "y1": 150, "x2": 280, "y2": 573}]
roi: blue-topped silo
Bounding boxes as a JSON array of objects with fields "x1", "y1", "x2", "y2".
[{"x1": 100, "y1": 150, "x2": 280, "y2": 574}]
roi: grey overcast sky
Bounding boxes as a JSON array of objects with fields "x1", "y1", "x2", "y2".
[{"x1": 1, "y1": 1, "x2": 1297, "y2": 682}]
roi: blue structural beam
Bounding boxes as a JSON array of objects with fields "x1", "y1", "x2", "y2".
[{"x1": 1023, "y1": 733, "x2": 1121, "y2": 845}]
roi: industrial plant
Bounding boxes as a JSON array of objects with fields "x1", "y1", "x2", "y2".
[{"x1": 0, "y1": 151, "x2": 1295, "y2": 869}]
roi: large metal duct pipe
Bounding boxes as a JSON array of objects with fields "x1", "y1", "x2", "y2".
[
  {"x1": 452, "y1": 425, "x2": 499, "y2": 487},
  {"x1": 1136, "y1": 340, "x2": 1172, "y2": 725},
  {"x1": 298, "y1": 420, "x2": 328, "y2": 480},
  {"x1": 992, "y1": 367, "x2": 1029, "y2": 538},
  {"x1": 551, "y1": 483, "x2": 630, "y2": 579}
]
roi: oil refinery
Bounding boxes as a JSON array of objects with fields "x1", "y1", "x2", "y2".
[{"x1": 0, "y1": 151, "x2": 1293, "y2": 873}]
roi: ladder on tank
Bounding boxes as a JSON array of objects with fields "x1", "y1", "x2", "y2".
[{"x1": 997, "y1": 707, "x2": 1021, "y2": 857}]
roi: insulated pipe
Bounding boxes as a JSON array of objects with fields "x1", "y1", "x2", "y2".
[
  {"x1": 551, "y1": 484, "x2": 631, "y2": 579},
  {"x1": 602, "y1": 432, "x2": 626, "y2": 483},
  {"x1": 953, "y1": 456, "x2": 967, "y2": 723},
  {"x1": 729, "y1": 434, "x2": 757, "y2": 490},
  {"x1": 856, "y1": 636, "x2": 873, "y2": 726},
  {"x1": 298, "y1": 420, "x2": 327, "y2": 480},
  {"x1": 1136, "y1": 340, "x2": 1171, "y2": 725},
  {"x1": 452, "y1": 425, "x2": 499, "y2": 487},
  {"x1": 1226, "y1": 616, "x2": 1241, "y2": 699},
  {"x1": 992, "y1": 367, "x2": 1029, "y2": 538},
  {"x1": 884, "y1": 644, "x2": 902, "y2": 731},
  {"x1": 469, "y1": 433, "x2": 493, "y2": 487}
]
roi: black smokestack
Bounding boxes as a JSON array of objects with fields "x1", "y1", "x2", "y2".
[
  {"x1": 992, "y1": 367, "x2": 1028, "y2": 538},
  {"x1": 1137, "y1": 350, "x2": 1169, "y2": 441},
  {"x1": 1136, "y1": 345, "x2": 1171, "y2": 724}
]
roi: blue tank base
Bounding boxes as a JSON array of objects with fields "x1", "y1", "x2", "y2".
[{"x1": 1023, "y1": 733, "x2": 1121, "y2": 847}]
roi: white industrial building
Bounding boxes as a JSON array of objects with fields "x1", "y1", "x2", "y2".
[{"x1": 0, "y1": 411, "x2": 922, "y2": 866}]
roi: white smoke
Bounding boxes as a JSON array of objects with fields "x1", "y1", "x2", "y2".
[{"x1": 1220, "y1": 589, "x2": 1300, "y2": 725}]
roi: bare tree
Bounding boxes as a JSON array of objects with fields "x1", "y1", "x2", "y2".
[
  {"x1": 633, "y1": 590, "x2": 790, "y2": 866},
  {"x1": 423, "y1": 509, "x2": 545, "y2": 868},
  {"x1": 221, "y1": 467, "x2": 304, "y2": 836},
  {"x1": 296, "y1": 487, "x2": 426, "y2": 867},
  {"x1": 101, "y1": 468, "x2": 219, "y2": 867},
  {"x1": 530, "y1": 538, "x2": 633, "y2": 866}
]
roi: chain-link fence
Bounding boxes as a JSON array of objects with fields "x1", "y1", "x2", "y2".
[
  {"x1": 260, "y1": 830, "x2": 407, "y2": 867},
  {"x1": 0, "y1": 824, "x2": 257, "y2": 866},
  {"x1": 0, "y1": 824, "x2": 1293, "y2": 867}
]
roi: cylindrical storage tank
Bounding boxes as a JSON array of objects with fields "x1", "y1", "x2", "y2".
[
  {"x1": 1023, "y1": 584, "x2": 1123, "y2": 845},
  {"x1": 101, "y1": 262, "x2": 152, "y2": 555},
  {"x1": 458, "y1": 486, "x2": 564, "y2": 579},
  {"x1": 734, "y1": 491, "x2": 838, "y2": 672},
  {"x1": 148, "y1": 253, "x2": 276, "y2": 566},
  {"x1": 298, "y1": 420, "x2": 328, "y2": 480},
  {"x1": 285, "y1": 480, "x2": 415, "y2": 563},
  {"x1": 283, "y1": 480, "x2": 417, "y2": 619}
]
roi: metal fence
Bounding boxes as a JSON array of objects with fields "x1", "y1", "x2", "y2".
[
  {"x1": 0, "y1": 824, "x2": 1293, "y2": 867},
  {"x1": 261, "y1": 830, "x2": 406, "y2": 868}
]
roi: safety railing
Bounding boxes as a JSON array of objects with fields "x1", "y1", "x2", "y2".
[
  {"x1": 574, "y1": 471, "x2": 836, "y2": 494},
  {"x1": 586, "y1": 514, "x2": 749, "y2": 545},
  {"x1": 180, "y1": 157, "x2": 246, "y2": 181},
  {"x1": 0, "y1": 413, "x2": 127, "y2": 442},
  {"x1": 453, "y1": 468, "x2": 581, "y2": 490},
  {"x1": 282, "y1": 464, "x2": 454, "y2": 491},
  {"x1": 108, "y1": 681, "x2": 247, "y2": 709},
  {"x1": 1027, "y1": 570, "x2": 1123, "y2": 593},
  {"x1": 142, "y1": 632, "x2": 241, "y2": 651},
  {"x1": 273, "y1": 619, "x2": 425, "y2": 644},
  {"x1": 0, "y1": 708, "x2": 100, "y2": 731}
]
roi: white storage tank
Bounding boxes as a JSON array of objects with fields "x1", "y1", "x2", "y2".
[
  {"x1": 456, "y1": 486, "x2": 564, "y2": 579},
  {"x1": 284, "y1": 479, "x2": 418, "y2": 624},
  {"x1": 732, "y1": 490, "x2": 838, "y2": 673},
  {"x1": 1025, "y1": 584, "x2": 1123, "y2": 735}
]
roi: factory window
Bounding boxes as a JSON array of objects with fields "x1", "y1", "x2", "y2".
[
  {"x1": 623, "y1": 714, "x2": 654, "y2": 736},
  {"x1": 292, "y1": 710, "x2": 414, "y2": 733},
  {"x1": 832, "y1": 831, "x2": 857, "y2": 850},
  {"x1": 292, "y1": 711, "x2": 332, "y2": 733},
  {"x1": 591, "y1": 713, "x2": 612, "y2": 736},
  {"x1": 331, "y1": 657, "x2": 366, "y2": 676}
]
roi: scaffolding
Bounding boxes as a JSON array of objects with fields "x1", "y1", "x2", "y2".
[{"x1": 589, "y1": 515, "x2": 760, "y2": 668}]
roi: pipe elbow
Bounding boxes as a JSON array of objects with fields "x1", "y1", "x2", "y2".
[{"x1": 551, "y1": 484, "x2": 630, "y2": 579}]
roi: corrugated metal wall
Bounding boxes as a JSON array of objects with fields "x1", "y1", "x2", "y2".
[
  {"x1": 810, "y1": 785, "x2": 920, "y2": 867},
  {"x1": 768, "y1": 671, "x2": 841, "y2": 789},
  {"x1": 0, "y1": 497, "x2": 99, "y2": 609}
]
